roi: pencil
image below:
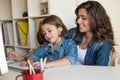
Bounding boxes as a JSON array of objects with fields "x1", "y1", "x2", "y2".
[
  {"x1": 43, "y1": 57, "x2": 47, "y2": 66},
  {"x1": 26, "y1": 60, "x2": 32, "y2": 75},
  {"x1": 27, "y1": 60, "x2": 35, "y2": 75},
  {"x1": 40, "y1": 58, "x2": 44, "y2": 72},
  {"x1": 24, "y1": 57, "x2": 32, "y2": 75}
]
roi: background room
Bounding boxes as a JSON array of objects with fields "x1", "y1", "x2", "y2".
[{"x1": 0, "y1": 0, "x2": 120, "y2": 68}]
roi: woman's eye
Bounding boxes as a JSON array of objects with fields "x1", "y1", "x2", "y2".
[
  {"x1": 82, "y1": 18, "x2": 87, "y2": 20},
  {"x1": 77, "y1": 16, "x2": 79, "y2": 19}
]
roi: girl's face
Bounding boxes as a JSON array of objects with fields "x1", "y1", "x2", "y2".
[
  {"x1": 77, "y1": 8, "x2": 91, "y2": 33},
  {"x1": 42, "y1": 24, "x2": 62, "y2": 44}
]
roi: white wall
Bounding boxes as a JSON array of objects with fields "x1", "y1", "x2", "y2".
[
  {"x1": 49, "y1": 0, "x2": 76, "y2": 29},
  {"x1": 76, "y1": 0, "x2": 120, "y2": 66}
]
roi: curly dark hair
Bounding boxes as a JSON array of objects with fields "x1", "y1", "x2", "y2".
[{"x1": 74, "y1": 1, "x2": 115, "y2": 53}]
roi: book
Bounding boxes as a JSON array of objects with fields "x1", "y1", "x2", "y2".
[
  {"x1": 8, "y1": 61, "x2": 29, "y2": 70},
  {"x1": 6, "y1": 22, "x2": 14, "y2": 45},
  {"x1": 2, "y1": 23, "x2": 9, "y2": 45},
  {"x1": 15, "y1": 22, "x2": 21, "y2": 45},
  {"x1": 1, "y1": 23, "x2": 5, "y2": 44},
  {"x1": 5, "y1": 47, "x2": 14, "y2": 56},
  {"x1": 17, "y1": 21, "x2": 28, "y2": 46},
  {"x1": 8, "y1": 61, "x2": 39, "y2": 70}
]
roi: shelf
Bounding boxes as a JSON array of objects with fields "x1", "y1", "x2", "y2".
[
  {"x1": 40, "y1": 2, "x2": 48, "y2": 15},
  {"x1": 0, "y1": 19, "x2": 13, "y2": 22},
  {"x1": 11, "y1": 0, "x2": 27, "y2": 19},
  {"x1": 0, "y1": 0, "x2": 76, "y2": 57},
  {"x1": 0, "y1": 0, "x2": 12, "y2": 20}
]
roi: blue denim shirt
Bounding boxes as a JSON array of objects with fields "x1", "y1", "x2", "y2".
[
  {"x1": 32, "y1": 37, "x2": 77, "y2": 65},
  {"x1": 69, "y1": 28, "x2": 111, "y2": 66}
]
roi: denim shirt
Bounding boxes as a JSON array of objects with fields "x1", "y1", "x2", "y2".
[
  {"x1": 32, "y1": 37, "x2": 77, "y2": 65},
  {"x1": 69, "y1": 28, "x2": 111, "y2": 66}
]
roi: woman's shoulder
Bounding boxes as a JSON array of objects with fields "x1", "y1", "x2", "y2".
[
  {"x1": 97, "y1": 41, "x2": 110, "y2": 46},
  {"x1": 69, "y1": 27, "x2": 77, "y2": 32},
  {"x1": 94, "y1": 41, "x2": 111, "y2": 51},
  {"x1": 68, "y1": 27, "x2": 77, "y2": 34},
  {"x1": 68, "y1": 27, "x2": 77, "y2": 39},
  {"x1": 90, "y1": 38, "x2": 111, "y2": 47}
]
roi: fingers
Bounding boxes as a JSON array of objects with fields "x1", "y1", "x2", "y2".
[
  {"x1": 7, "y1": 51, "x2": 23, "y2": 61},
  {"x1": 33, "y1": 62, "x2": 40, "y2": 66},
  {"x1": 20, "y1": 60, "x2": 34, "y2": 67},
  {"x1": 20, "y1": 61, "x2": 27, "y2": 66},
  {"x1": 7, "y1": 52, "x2": 15, "y2": 60}
]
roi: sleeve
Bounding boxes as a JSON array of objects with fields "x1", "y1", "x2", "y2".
[
  {"x1": 64, "y1": 39, "x2": 78, "y2": 65},
  {"x1": 31, "y1": 45, "x2": 45, "y2": 62},
  {"x1": 95, "y1": 42, "x2": 111, "y2": 66}
]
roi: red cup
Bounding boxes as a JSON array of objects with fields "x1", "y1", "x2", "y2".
[{"x1": 16, "y1": 69, "x2": 43, "y2": 80}]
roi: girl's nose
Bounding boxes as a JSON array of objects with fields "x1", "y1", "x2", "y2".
[{"x1": 45, "y1": 32, "x2": 49, "y2": 37}]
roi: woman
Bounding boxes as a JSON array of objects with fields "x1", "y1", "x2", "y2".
[{"x1": 69, "y1": 1, "x2": 115, "y2": 66}]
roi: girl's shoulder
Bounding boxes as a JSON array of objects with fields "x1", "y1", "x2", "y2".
[{"x1": 61, "y1": 38, "x2": 76, "y2": 46}]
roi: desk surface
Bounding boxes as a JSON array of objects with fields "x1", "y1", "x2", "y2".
[{"x1": 0, "y1": 65, "x2": 120, "y2": 80}]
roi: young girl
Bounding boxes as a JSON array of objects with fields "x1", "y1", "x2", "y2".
[{"x1": 7, "y1": 15, "x2": 77, "y2": 68}]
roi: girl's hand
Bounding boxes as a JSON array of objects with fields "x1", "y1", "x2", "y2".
[
  {"x1": 6, "y1": 52, "x2": 23, "y2": 61},
  {"x1": 20, "y1": 56, "x2": 34, "y2": 66},
  {"x1": 33, "y1": 62, "x2": 40, "y2": 67},
  {"x1": 20, "y1": 61, "x2": 27, "y2": 66},
  {"x1": 33, "y1": 61, "x2": 50, "y2": 68}
]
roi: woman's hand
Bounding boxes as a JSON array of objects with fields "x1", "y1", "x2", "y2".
[{"x1": 6, "y1": 52, "x2": 24, "y2": 61}]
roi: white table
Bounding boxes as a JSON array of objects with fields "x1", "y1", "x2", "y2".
[
  {"x1": 44, "y1": 65, "x2": 120, "y2": 80},
  {"x1": 0, "y1": 65, "x2": 120, "y2": 80},
  {"x1": 0, "y1": 70, "x2": 21, "y2": 80}
]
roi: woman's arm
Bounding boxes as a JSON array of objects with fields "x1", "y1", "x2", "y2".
[{"x1": 95, "y1": 42, "x2": 111, "y2": 66}]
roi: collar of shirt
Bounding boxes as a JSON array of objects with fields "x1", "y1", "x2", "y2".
[{"x1": 47, "y1": 37, "x2": 65, "y2": 48}]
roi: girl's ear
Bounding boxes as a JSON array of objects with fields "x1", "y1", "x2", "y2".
[
  {"x1": 58, "y1": 26, "x2": 63, "y2": 32},
  {"x1": 58, "y1": 26, "x2": 63, "y2": 36}
]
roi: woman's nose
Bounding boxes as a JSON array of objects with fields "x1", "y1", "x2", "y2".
[{"x1": 77, "y1": 17, "x2": 82, "y2": 24}]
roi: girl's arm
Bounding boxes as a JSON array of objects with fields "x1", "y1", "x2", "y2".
[{"x1": 45, "y1": 58, "x2": 70, "y2": 68}]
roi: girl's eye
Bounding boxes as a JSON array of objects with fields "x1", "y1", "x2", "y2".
[
  {"x1": 48, "y1": 30, "x2": 52, "y2": 32},
  {"x1": 42, "y1": 32, "x2": 46, "y2": 35}
]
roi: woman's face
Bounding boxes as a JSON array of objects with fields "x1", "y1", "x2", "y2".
[
  {"x1": 41, "y1": 24, "x2": 62, "y2": 44},
  {"x1": 77, "y1": 8, "x2": 91, "y2": 33}
]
